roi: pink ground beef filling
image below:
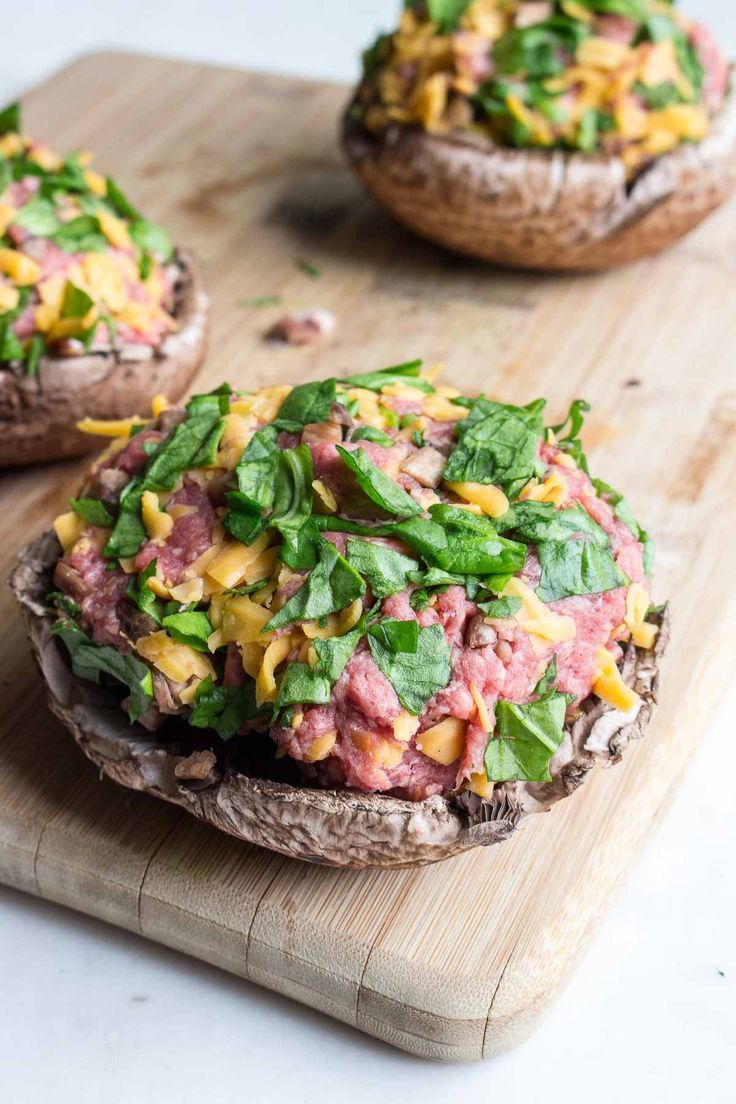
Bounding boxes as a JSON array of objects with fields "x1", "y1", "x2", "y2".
[{"x1": 56, "y1": 389, "x2": 653, "y2": 802}]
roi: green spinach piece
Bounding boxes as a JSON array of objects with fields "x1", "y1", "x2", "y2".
[
  {"x1": 265, "y1": 541, "x2": 366, "y2": 631},
  {"x1": 477, "y1": 595, "x2": 522, "y2": 618},
  {"x1": 426, "y1": 0, "x2": 472, "y2": 31},
  {"x1": 189, "y1": 675, "x2": 262, "y2": 741},
  {"x1": 70, "y1": 497, "x2": 114, "y2": 527},
  {"x1": 367, "y1": 619, "x2": 451, "y2": 715},
  {"x1": 443, "y1": 397, "x2": 546, "y2": 495},
  {"x1": 484, "y1": 696, "x2": 567, "y2": 783},
  {"x1": 336, "y1": 446, "x2": 423, "y2": 517},
  {"x1": 53, "y1": 214, "x2": 107, "y2": 253},
  {"x1": 351, "y1": 425, "x2": 395, "y2": 447},
  {"x1": 592, "y1": 478, "x2": 655, "y2": 578},
  {"x1": 130, "y1": 219, "x2": 173, "y2": 261},
  {"x1": 161, "y1": 610, "x2": 213, "y2": 652},
  {"x1": 550, "y1": 399, "x2": 591, "y2": 472},
  {"x1": 0, "y1": 102, "x2": 21, "y2": 136},
  {"x1": 127, "y1": 559, "x2": 163, "y2": 625},
  {"x1": 339, "y1": 359, "x2": 434, "y2": 394},
  {"x1": 277, "y1": 378, "x2": 336, "y2": 426},
  {"x1": 346, "y1": 539, "x2": 419, "y2": 599},
  {"x1": 13, "y1": 196, "x2": 59, "y2": 236},
  {"x1": 535, "y1": 539, "x2": 628, "y2": 603},
  {"x1": 53, "y1": 620, "x2": 153, "y2": 723}
]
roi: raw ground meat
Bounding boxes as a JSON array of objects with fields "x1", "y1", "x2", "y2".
[
  {"x1": 134, "y1": 478, "x2": 216, "y2": 585},
  {"x1": 58, "y1": 392, "x2": 652, "y2": 802}
]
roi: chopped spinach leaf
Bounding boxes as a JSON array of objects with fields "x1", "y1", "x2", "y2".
[
  {"x1": 592, "y1": 477, "x2": 655, "y2": 578},
  {"x1": 367, "y1": 620, "x2": 451, "y2": 715},
  {"x1": 533, "y1": 656, "x2": 558, "y2": 698},
  {"x1": 105, "y1": 177, "x2": 141, "y2": 220},
  {"x1": 265, "y1": 541, "x2": 366, "y2": 631},
  {"x1": 346, "y1": 539, "x2": 419, "y2": 598},
  {"x1": 443, "y1": 396, "x2": 546, "y2": 495},
  {"x1": 189, "y1": 675, "x2": 261, "y2": 741},
  {"x1": 351, "y1": 425, "x2": 395, "y2": 447},
  {"x1": 239, "y1": 294, "x2": 283, "y2": 309},
  {"x1": 127, "y1": 559, "x2": 163, "y2": 625},
  {"x1": 104, "y1": 477, "x2": 146, "y2": 559},
  {"x1": 161, "y1": 610, "x2": 213, "y2": 652},
  {"x1": 70, "y1": 496, "x2": 114, "y2": 527},
  {"x1": 0, "y1": 102, "x2": 21, "y2": 136},
  {"x1": 339, "y1": 359, "x2": 434, "y2": 394},
  {"x1": 477, "y1": 595, "x2": 522, "y2": 618},
  {"x1": 130, "y1": 218, "x2": 173, "y2": 261},
  {"x1": 295, "y1": 258, "x2": 321, "y2": 279},
  {"x1": 144, "y1": 411, "x2": 222, "y2": 492},
  {"x1": 485, "y1": 695, "x2": 567, "y2": 783},
  {"x1": 25, "y1": 333, "x2": 45, "y2": 376},
  {"x1": 270, "y1": 445, "x2": 314, "y2": 533},
  {"x1": 426, "y1": 0, "x2": 473, "y2": 31},
  {"x1": 60, "y1": 281, "x2": 95, "y2": 319},
  {"x1": 53, "y1": 214, "x2": 107, "y2": 253},
  {"x1": 336, "y1": 445, "x2": 423, "y2": 517},
  {"x1": 277, "y1": 377, "x2": 336, "y2": 426},
  {"x1": 12, "y1": 196, "x2": 59, "y2": 236},
  {"x1": 53, "y1": 620, "x2": 153, "y2": 723},
  {"x1": 550, "y1": 399, "x2": 591, "y2": 472},
  {"x1": 535, "y1": 539, "x2": 628, "y2": 603}
]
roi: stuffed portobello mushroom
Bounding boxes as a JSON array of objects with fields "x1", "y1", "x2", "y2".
[
  {"x1": 0, "y1": 102, "x2": 207, "y2": 465},
  {"x1": 13, "y1": 364, "x2": 666, "y2": 867},
  {"x1": 343, "y1": 0, "x2": 736, "y2": 270}
]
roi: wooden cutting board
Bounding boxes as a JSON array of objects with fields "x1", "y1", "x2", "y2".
[{"x1": 2, "y1": 51, "x2": 736, "y2": 1062}]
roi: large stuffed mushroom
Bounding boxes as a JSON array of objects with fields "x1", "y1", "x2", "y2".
[
  {"x1": 0, "y1": 102, "x2": 208, "y2": 465},
  {"x1": 13, "y1": 364, "x2": 666, "y2": 866},
  {"x1": 342, "y1": 0, "x2": 736, "y2": 270}
]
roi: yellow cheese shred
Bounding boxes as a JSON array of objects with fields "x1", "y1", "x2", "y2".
[
  {"x1": 592, "y1": 647, "x2": 641, "y2": 713},
  {"x1": 624, "y1": 583, "x2": 659, "y2": 649}
]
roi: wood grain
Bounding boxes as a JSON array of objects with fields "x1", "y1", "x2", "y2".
[{"x1": 1, "y1": 51, "x2": 736, "y2": 1061}]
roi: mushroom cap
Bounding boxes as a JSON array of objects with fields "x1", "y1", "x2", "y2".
[
  {"x1": 342, "y1": 84, "x2": 736, "y2": 271},
  {"x1": 0, "y1": 248, "x2": 209, "y2": 467},
  {"x1": 11, "y1": 531, "x2": 669, "y2": 868}
]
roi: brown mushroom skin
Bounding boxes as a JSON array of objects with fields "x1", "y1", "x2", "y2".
[
  {"x1": 11, "y1": 531, "x2": 668, "y2": 869},
  {"x1": 341, "y1": 83, "x2": 736, "y2": 272},
  {"x1": 0, "y1": 248, "x2": 209, "y2": 467}
]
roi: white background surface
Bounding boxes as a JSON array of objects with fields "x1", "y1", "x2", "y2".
[{"x1": 1, "y1": 4, "x2": 735, "y2": 1102}]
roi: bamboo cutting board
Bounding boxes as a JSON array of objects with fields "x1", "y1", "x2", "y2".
[{"x1": 1, "y1": 52, "x2": 736, "y2": 1062}]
